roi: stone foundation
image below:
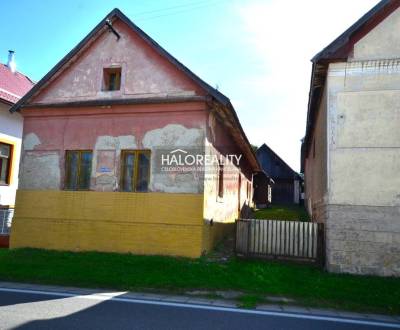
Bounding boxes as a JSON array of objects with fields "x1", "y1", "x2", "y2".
[{"x1": 325, "y1": 204, "x2": 400, "y2": 277}]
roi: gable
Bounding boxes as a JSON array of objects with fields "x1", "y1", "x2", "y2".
[
  {"x1": 30, "y1": 18, "x2": 204, "y2": 104},
  {"x1": 353, "y1": 7, "x2": 400, "y2": 60},
  {"x1": 256, "y1": 145, "x2": 296, "y2": 179}
]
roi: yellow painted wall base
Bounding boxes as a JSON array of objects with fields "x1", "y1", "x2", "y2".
[
  {"x1": 11, "y1": 190, "x2": 204, "y2": 258},
  {"x1": 202, "y1": 221, "x2": 235, "y2": 253}
]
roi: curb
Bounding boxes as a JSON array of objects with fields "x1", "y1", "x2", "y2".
[{"x1": 0, "y1": 281, "x2": 398, "y2": 325}]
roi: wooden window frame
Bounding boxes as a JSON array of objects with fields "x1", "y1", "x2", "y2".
[
  {"x1": 120, "y1": 150, "x2": 151, "y2": 192},
  {"x1": 0, "y1": 142, "x2": 13, "y2": 186},
  {"x1": 64, "y1": 150, "x2": 93, "y2": 191},
  {"x1": 102, "y1": 67, "x2": 121, "y2": 91}
]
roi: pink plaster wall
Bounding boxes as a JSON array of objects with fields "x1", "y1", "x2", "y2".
[
  {"x1": 203, "y1": 111, "x2": 254, "y2": 223},
  {"x1": 20, "y1": 102, "x2": 207, "y2": 192},
  {"x1": 18, "y1": 13, "x2": 254, "y2": 215},
  {"x1": 32, "y1": 19, "x2": 204, "y2": 104},
  {"x1": 22, "y1": 103, "x2": 206, "y2": 151}
]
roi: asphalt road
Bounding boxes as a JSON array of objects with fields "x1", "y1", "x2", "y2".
[{"x1": 0, "y1": 288, "x2": 398, "y2": 330}]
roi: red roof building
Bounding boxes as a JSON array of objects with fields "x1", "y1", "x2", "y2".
[{"x1": 0, "y1": 62, "x2": 34, "y2": 105}]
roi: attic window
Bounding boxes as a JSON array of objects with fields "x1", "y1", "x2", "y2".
[{"x1": 102, "y1": 67, "x2": 121, "y2": 91}]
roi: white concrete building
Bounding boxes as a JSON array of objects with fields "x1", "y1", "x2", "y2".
[{"x1": 302, "y1": 0, "x2": 400, "y2": 277}]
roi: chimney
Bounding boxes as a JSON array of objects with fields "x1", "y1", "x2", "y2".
[{"x1": 7, "y1": 50, "x2": 16, "y2": 73}]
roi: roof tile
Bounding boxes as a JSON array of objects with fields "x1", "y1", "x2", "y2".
[{"x1": 0, "y1": 63, "x2": 34, "y2": 104}]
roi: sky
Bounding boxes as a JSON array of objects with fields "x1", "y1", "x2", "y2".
[{"x1": 0, "y1": 0, "x2": 380, "y2": 171}]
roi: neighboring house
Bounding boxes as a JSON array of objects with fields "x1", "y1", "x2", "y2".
[
  {"x1": 256, "y1": 143, "x2": 301, "y2": 205},
  {"x1": 252, "y1": 171, "x2": 273, "y2": 209},
  {"x1": 302, "y1": 0, "x2": 400, "y2": 276},
  {"x1": 9, "y1": 9, "x2": 259, "y2": 257},
  {"x1": 0, "y1": 51, "x2": 34, "y2": 217}
]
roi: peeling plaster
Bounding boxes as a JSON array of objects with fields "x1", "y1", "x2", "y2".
[
  {"x1": 92, "y1": 135, "x2": 137, "y2": 191},
  {"x1": 23, "y1": 133, "x2": 41, "y2": 151},
  {"x1": 143, "y1": 124, "x2": 205, "y2": 193},
  {"x1": 19, "y1": 152, "x2": 60, "y2": 190},
  {"x1": 142, "y1": 124, "x2": 203, "y2": 148}
]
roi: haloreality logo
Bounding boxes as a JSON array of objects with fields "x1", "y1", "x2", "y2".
[{"x1": 161, "y1": 148, "x2": 242, "y2": 167}]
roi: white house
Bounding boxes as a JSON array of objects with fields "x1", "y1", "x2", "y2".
[{"x1": 0, "y1": 51, "x2": 33, "y2": 219}]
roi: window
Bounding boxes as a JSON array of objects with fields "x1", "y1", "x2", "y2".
[
  {"x1": 218, "y1": 163, "x2": 224, "y2": 198},
  {"x1": 121, "y1": 150, "x2": 151, "y2": 192},
  {"x1": 0, "y1": 143, "x2": 12, "y2": 185},
  {"x1": 65, "y1": 150, "x2": 93, "y2": 190},
  {"x1": 102, "y1": 67, "x2": 121, "y2": 91}
]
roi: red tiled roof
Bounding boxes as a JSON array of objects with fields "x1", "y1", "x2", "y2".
[{"x1": 0, "y1": 63, "x2": 34, "y2": 105}]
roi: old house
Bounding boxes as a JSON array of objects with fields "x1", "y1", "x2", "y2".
[
  {"x1": 9, "y1": 9, "x2": 259, "y2": 257},
  {"x1": 252, "y1": 170, "x2": 273, "y2": 209},
  {"x1": 256, "y1": 143, "x2": 301, "y2": 205},
  {"x1": 0, "y1": 51, "x2": 34, "y2": 245},
  {"x1": 302, "y1": 0, "x2": 400, "y2": 276}
]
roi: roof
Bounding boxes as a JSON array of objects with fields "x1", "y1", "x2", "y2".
[
  {"x1": 302, "y1": 0, "x2": 400, "y2": 169},
  {"x1": 257, "y1": 143, "x2": 301, "y2": 180},
  {"x1": 0, "y1": 63, "x2": 34, "y2": 105},
  {"x1": 9, "y1": 8, "x2": 260, "y2": 171},
  {"x1": 312, "y1": 0, "x2": 396, "y2": 62},
  {"x1": 10, "y1": 8, "x2": 231, "y2": 111}
]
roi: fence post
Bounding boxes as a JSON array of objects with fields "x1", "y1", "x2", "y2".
[
  {"x1": 317, "y1": 223, "x2": 325, "y2": 267},
  {"x1": 1, "y1": 210, "x2": 4, "y2": 235},
  {"x1": 234, "y1": 220, "x2": 238, "y2": 254},
  {"x1": 246, "y1": 220, "x2": 251, "y2": 256}
]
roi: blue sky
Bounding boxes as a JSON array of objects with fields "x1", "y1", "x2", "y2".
[{"x1": 0, "y1": 0, "x2": 379, "y2": 171}]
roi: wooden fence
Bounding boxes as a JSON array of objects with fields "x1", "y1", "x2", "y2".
[{"x1": 236, "y1": 219, "x2": 324, "y2": 264}]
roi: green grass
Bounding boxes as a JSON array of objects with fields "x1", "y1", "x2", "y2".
[
  {"x1": 0, "y1": 249, "x2": 399, "y2": 314},
  {"x1": 237, "y1": 294, "x2": 264, "y2": 309},
  {"x1": 253, "y1": 204, "x2": 310, "y2": 221}
]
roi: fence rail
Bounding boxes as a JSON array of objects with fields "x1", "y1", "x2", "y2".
[
  {"x1": 0, "y1": 208, "x2": 14, "y2": 235},
  {"x1": 236, "y1": 219, "x2": 324, "y2": 264}
]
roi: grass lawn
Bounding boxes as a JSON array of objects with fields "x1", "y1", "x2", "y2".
[
  {"x1": 253, "y1": 204, "x2": 310, "y2": 221},
  {"x1": 0, "y1": 248, "x2": 399, "y2": 314}
]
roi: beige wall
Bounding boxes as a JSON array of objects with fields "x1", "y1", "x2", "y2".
[
  {"x1": 304, "y1": 87, "x2": 327, "y2": 221},
  {"x1": 353, "y1": 7, "x2": 400, "y2": 61},
  {"x1": 320, "y1": 7, "x2": 400, "y2": 276},
  {"x1": 328, "y1": 62, "x2": 400, "y2": 207}
]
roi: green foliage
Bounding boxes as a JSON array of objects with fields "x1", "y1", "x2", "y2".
[
  {"x1": 0, "y1": 249, "x2": 399, "y2": 314},
  {"x1": 254, "y1": 204, "x2": 310, "y2": 222},
  {"x1": 237, "y1": 294, "x2": 264, "y2": 309}
]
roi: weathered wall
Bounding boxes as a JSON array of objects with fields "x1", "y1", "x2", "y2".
[
  {"x1": 202, "y1": 111, "x2": 253, "y2": 252},
  {"x1": 32, "y1": 19, "x2": 203, "y2": 104},
  {"x1": 304, "y1": 87, "x2": 328, "y2": 222},
  {"x1": 0, "y1": 102, "x2": 23, "y2": 206},
  {"x1": 11, "y1": 190, "x2": 204, "y2": 257},
  {"x1": 12, "y1": 13, "x2": 256, "y2": 257},
  {"x1": 20, "y1": 103, "x2": 206, "y2": 193},
  {"x1": 322, "y1": 8, "x2": 400, "y2": 276},
  {"x1": 16, "y1": 103, "x2": 255, "y2": 256},
  {"x1": 352, "y1": 7, "x2": 400, "y2": 61},
  {"x1": 325, "y1": 59, "x2": 400, "y2": 276}
]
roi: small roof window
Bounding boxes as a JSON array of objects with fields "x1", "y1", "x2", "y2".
[{"x1": 102, "y1": 67, "x2": 121, "y2": 91}]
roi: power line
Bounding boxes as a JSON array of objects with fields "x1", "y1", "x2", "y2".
[
  {"x1": 133, "y1": 0, "x2": 214, "y2": 18},
  {"x1": 134, "y1": 0, "x2": 225, "y2": 22}
]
